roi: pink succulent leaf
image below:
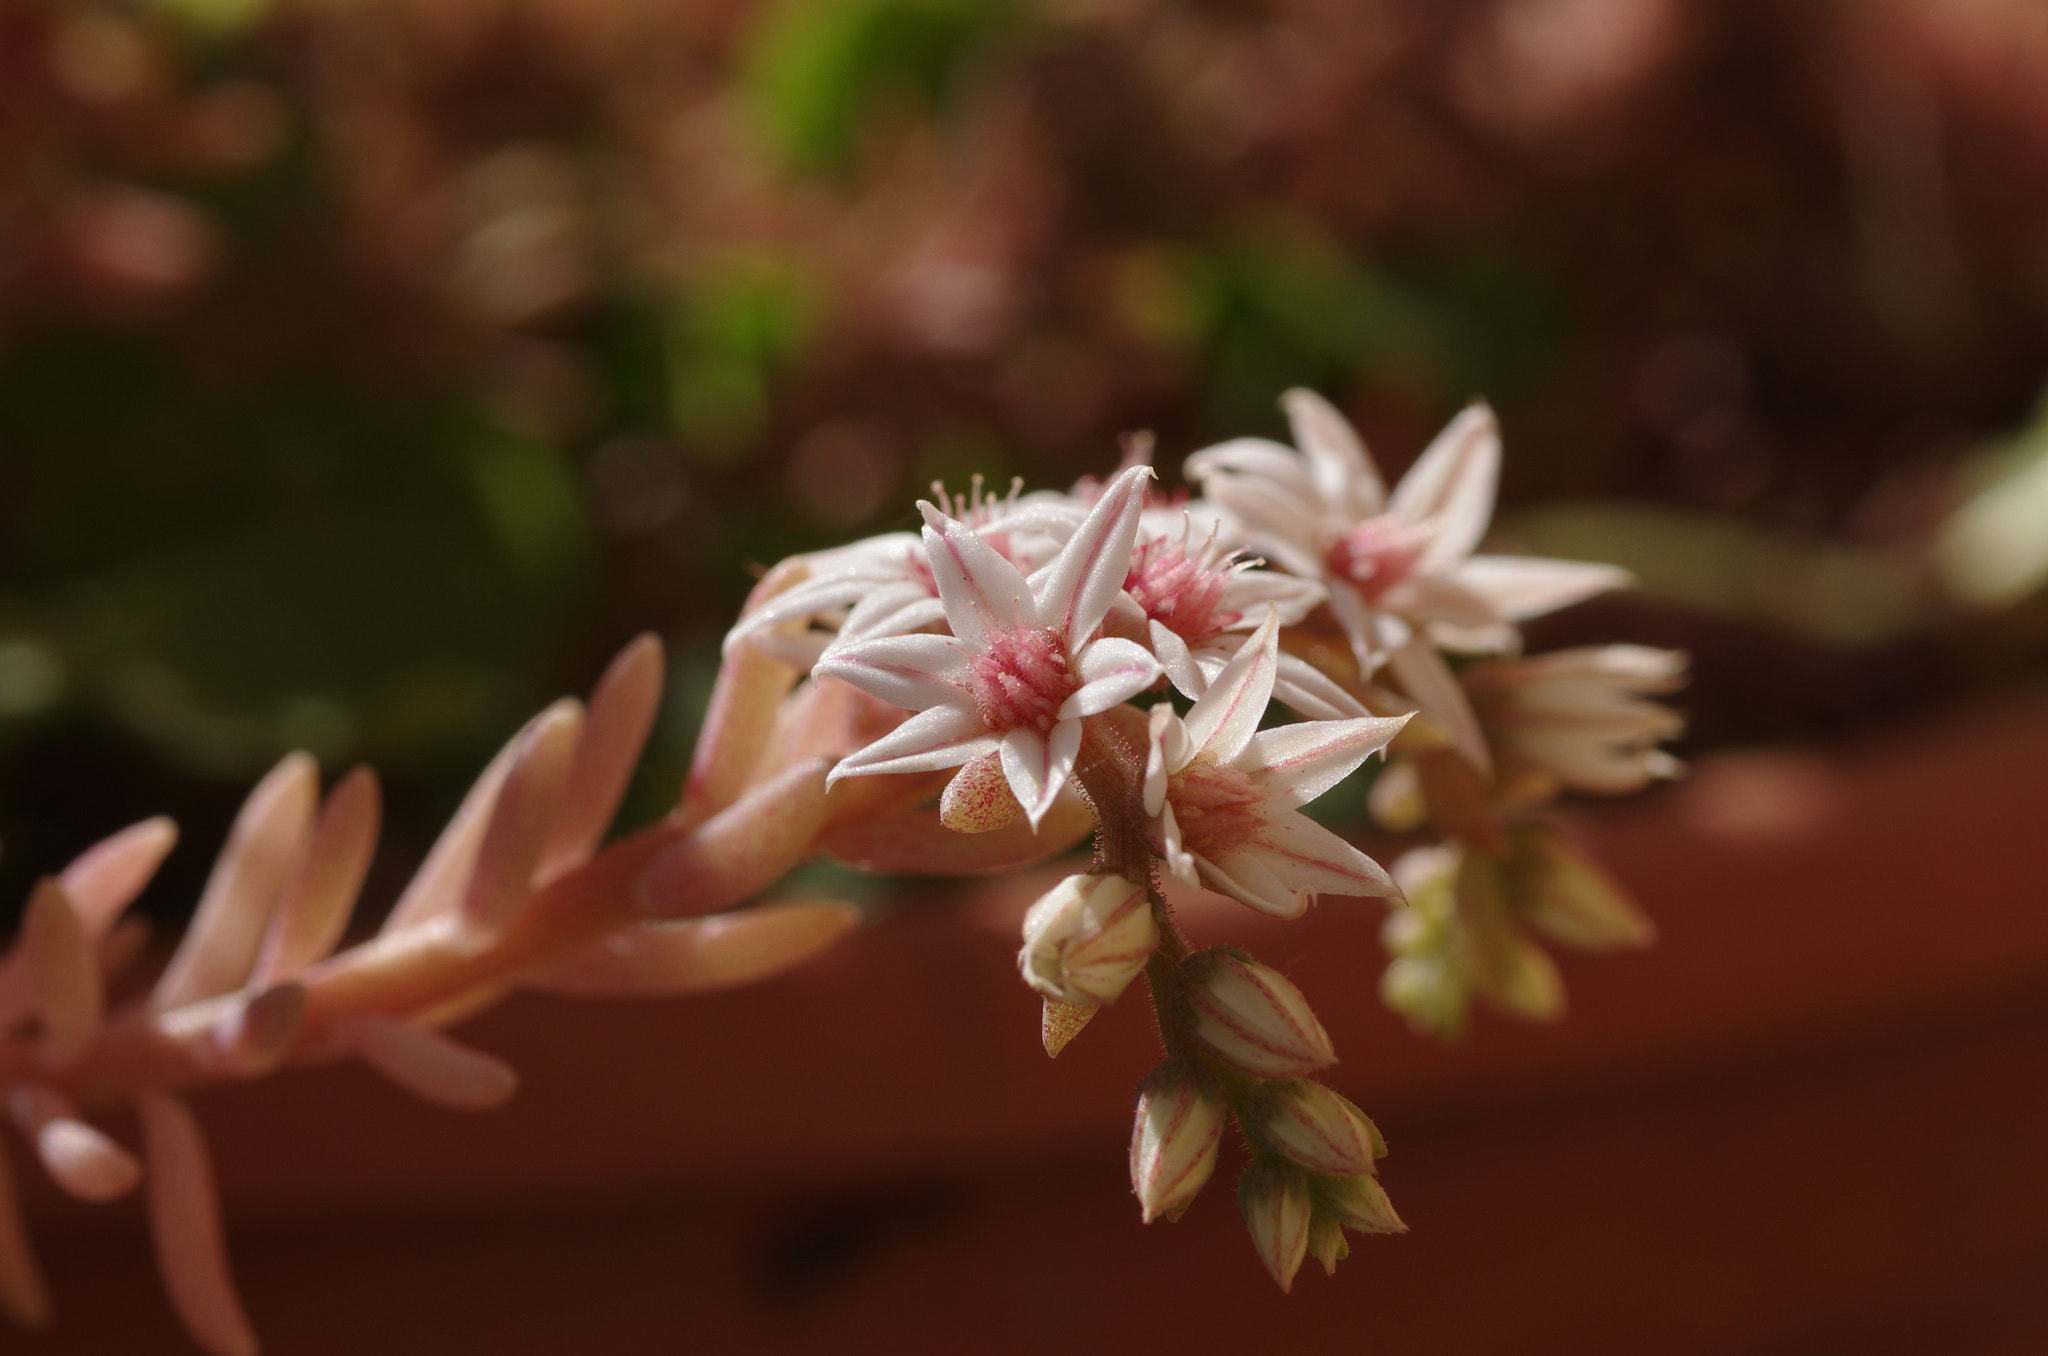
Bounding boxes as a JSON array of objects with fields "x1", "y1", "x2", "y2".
[
  {"x1": 1388, "y1": 402, "x2": 1500, "y2": 573},
  {"x1": 1149, "y1": 620, "x2": 1208, "y2": 700},
  {"x1": 462, "y1": 700, "x2": 582, "y2": 934},
  {"x1": 1182, "y1": 610, "x2": 1280, "y2": 764},
  {"x1": 1033, "y1": 464, "x2": 1153, "y2": 646},
  {"x1": 24, "y1": 879, "x2": 100, "y2": 1071},
  {"x1": 1282, "y1": 387, "x2": 1385, "y2": 517},
  {"x1": 815, "y1": 633, "x2": 971, "y2": 711},
  {"x1": 1452, "y1": 555, "x2": 1632, "y2": 620},
  {"x1": 538, "y1": 635, "x2": 665, "y2": 881},
  {"x1": 1244, "y1": 810, "x2": 1400, "y2": 900},
  {"x1": 1387, "y1": 638, "x2": 1491, "y2": 776},
  {"x1": 1058, "y1": 638, "x2": 1163, "y2": 720},
  {"x1": 57, "y1": 816, "x2": 178, "y2": 938},
  {"x1": 1271, "y1": 652, "x2": 1372, "y2": 721},
  {"x1": 1242, "y1": 714, "x2": 1411, "y2": 808},
  {"x1": 252, "y1": 765, "x2": 380, "y2": 986},
  {"x1": 999, "y1": 721, "x2": 1082, "y2": 830},
  {"x1": 340, "y1": 1014, "x2": 518, "y2": 1110},
  {"x1": 382, "y1": 729, "x2": 518, "y2": 934},
  {"x1": 140, "y1": 1093, "x2": 258, "y2": 1356},
  {"x1": 826, "y1": 704, "x2": 998, "y2": 782},
  {"x1": 522, "y1": 902, "x2": 860, "y2": 997},
  {"x1": 0, "y1": 1136, "x2": 51, "y2": 1331},
  {"x1": 10, "y1": 1087, "x2": 141, "y2": 1203},
  {"x1": 156, "y1": 753, "x2": 319, "y2": 1010},
  {"x1": 918, "y1": 511, "x2": 1036, "y2": 650}
]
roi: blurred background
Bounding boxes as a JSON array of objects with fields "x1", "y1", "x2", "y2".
[{"x1": 3, "y1": 0, "x2": 2048, "y2": 1351}]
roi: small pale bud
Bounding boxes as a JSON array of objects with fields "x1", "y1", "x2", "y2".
[
  {"x1": 1238, "y1": 1159, "x2": 1312, "y2": 1292},
  {"x1": 1321, "y1": 1172, "x2": 1406, "y2": 1234},
  {"x1": 1510, "y1": 824, "x2": 1657, "y2": 951},
  {"x1": 1182, "y1": 949, "x2": 1335, "y2": 1078},
  {"x1": 1367, "y1": 758, "x2": 1426, "y2": 832},
  {"x1": 1307, "y1": 1214, "x2": 1350, "y2": 1276},
  {"x1": 1130, "y1": 1059, "x2": 1226, "y2": 1224},
  {"x1": 1018, "y1": 874, "x2": 1157, "y2": 1006},
  {"x1": 1258, "y1": 1082, "x2": 1379, "y2": 1177},
  {"x1": 940, "y1": 751, "x2": 1021, "y2": 833}
]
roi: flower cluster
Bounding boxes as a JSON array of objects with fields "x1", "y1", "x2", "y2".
[
  {"x1": 733, "y1": 389, "x2": 1686, "y2": 1285},
  {"x1": 1, "y1": 389, "x2": 1682, "y2": 1347}
]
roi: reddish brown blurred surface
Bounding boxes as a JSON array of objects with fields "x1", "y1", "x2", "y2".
[{"x1": 17, "y1": 688, "x2": 2048, "y2": 1354}]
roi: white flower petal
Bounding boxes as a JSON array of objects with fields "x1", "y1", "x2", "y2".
[
  {"x1": 919, "y1": 511, "x2": 1035, "y2": 649},
  {"x1": 1143, "y1": 703, "x2": 1191, "y2": 817},
  {"x1": 1242, "y1": 714, "x2": 1410, "y2": 807},
  {"x1": 1282, "y1": 388, "x2": 1385, "y2": 518},
  {"x1": 1183, "y1": 610, "x2": 1279, "y2": 763},
  {"x1": 724, "y1": 571, "x2": 897, "y2": 654},
  {"x1": 1035, "y1": 464, "x2": 1153, "y2": 646},
  {"x1": 1377, "y1": 574, "x2": 1503, "y2": 631},
  {"x1": 1000, "y1": 721, "x2": 1082, "y2": 830},
  {"x1": 815, "y1": 633, "x2": 971, "y2": 711},
  {"x1": 1059, "y1": 637, "x2": 1163, "y2": 719},
  {"x1": 1219, "y1": 568, "x2": 1327, "y2": 626},
  {"x1": 1150, "y1": 620, "x2": 1209, "y2": 700},
  {"x1": 1453, "y1": 555, "x2": 1631, "y2": 620},
  {"x1": 1188, "y1": 845, "x2": 1305, "y2": 917},
  {"x1": 1271, "y1": 652, "x2": 1371, "y2": 720},
  {"x1": 1190, "y1": 476, "x2": 1326, "y2": 577},
  {"x1": 140, "y1": 1094, "x2": 258, "y2": 1356},
  {"x1": 828, "y1": 585, "x2": 948, "y2": 652},
  {"x1": 1185, "y1": 436, "x2": 1321, "y2": 506},
  {"x1": 1387, "y1": 637, "x2": 1492, "y2": 778},
  {"x1": 1158, "y1": 798, "x2": 1198, "y2": 887},
  {"x1": 1390, "y1": 403, "x2": 1499, "y2": 574},
  {"x1": 1244, "y1": 811, "x2": 1399, "y2": 900},
  {"x1": 1324, "y1": 579, "x2": 1381, "y2": 677},
  {"x1": 828, "y1": 704, "x2": 997, "y2": 780}
]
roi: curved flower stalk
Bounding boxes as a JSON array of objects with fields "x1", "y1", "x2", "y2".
[{"x1": 0, "y1": 634, "x2": 866, "y2": 1353}]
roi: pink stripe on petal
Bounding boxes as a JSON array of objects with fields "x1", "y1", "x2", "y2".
[
  {"x1": 918, "y1": 514, "x2": 1033, "y2": 649},
  {"x1": 1246, "y1": 813, "x2": 1399, "y2": 900},
  {"x1": 1035, "y1": 464, "x2": 1153, "y2": 646},
  {"x1": 1058, "y1": 637, "x2": 1162, "y2": 720},
  {"x1": 815, "y1": 633, "x2": 970, "y2": 711},
  {"x1": 1182, "y1": 610, "x2": 1279, "y2": 763},
  {"x1": 341, "y1": 1014, "x2": 518, "y2": 1110},
  {"x1": 1390, "y1": 403, "x2": 1499, "y2": 573},
  {"x1": 1244, "y1": 714, "x2": 1410, "y2": 807},
  {"x1": 140, "y1": 1094, "x2": 258, "y2": 1356},
  {"x1": 827, "y1": 704, "x2": 996, "y2": 781},
  {"x1": 1000, "y1": 721, "x2": 1080, "y2": 830}
]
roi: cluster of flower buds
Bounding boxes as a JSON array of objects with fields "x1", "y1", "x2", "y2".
[{"x1": 728, "y1": 388, "x2": 1684, "y2": 1283}]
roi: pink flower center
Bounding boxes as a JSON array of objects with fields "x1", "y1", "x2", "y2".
[
  {"x1": 969, "y1": 626, "x2": 1078, "y2": 733},
  {"x1": 1325, "y1": 515, "x2": 1430, "y2": 601},
  {"x1": 1125, "y1": 536, "x2": 1239, "y2": 645},
  {"x1": 1167, "y1": 756, "x2": 1266, "y2": 859}
]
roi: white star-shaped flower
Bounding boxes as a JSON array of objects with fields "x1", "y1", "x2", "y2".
[
  {"x1": 1143, "y1": 611, "x2": 1410, "y2": 918},
  {"x1": 816, "y1": 465, "x2": 1164, "y2": 828},
  {"x1": 723, "y1": 479, "x2": 1084, "y2": 668},
  {"x1": 1184, "y1": 390, "x2": 1628, "y2": 773}
]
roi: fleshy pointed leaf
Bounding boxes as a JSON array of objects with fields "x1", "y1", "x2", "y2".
[
  {"x1": 140, "y1": 1094, "x2": 258, "y2": 1356},
  {"x1": 58, "y1": 816, "x2": 177, "y2": 937},
  {"x1": 340, "y1": 1014, "x2": 517, "y2": 1110},
  {"x1": 539, "y1": 634, "x2": 665, "y2": 880},
  {"x1": 462, "y1": 701, "x2": 582, "y2": 933},
  {"x1": 0, "y1": 1141, "x2": 50, "y2": 1330},
  {"x1": 251, "y1": 767, "x2": 380, "y2": 986},
  {"x1": 24, "y1": 879, "x2": 100, "y2": 1070},
  {"x1": 9, "y1": 1087, "x2": 141, "y2": 1203},
  {"x1": 155, "y1": 753, "x2": 318, "y2": 1010},
  {"x1": 522, "y1": 902, "x2": 860, "y2": 997}
]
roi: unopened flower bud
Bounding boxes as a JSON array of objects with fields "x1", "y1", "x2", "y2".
[
  {"x1": 1019, "y1": 874, "x2": 1157, "y2": 1006},
  {"x1": 1321, "y1": 1171, "x2": 1406, "y2": 1235},
  {"x1": 1238, "y1": 1158, "x2": 1312, "y2": 1292},
  {"x1": 1182, "y1": 949, "x2": 1335, "y2": 1078},
  {"x1": 1258, "y1": 1082, "x2": 1379, "y2": 1177},
  {"x1": 1510, "y1": 823, "x2": 1656, "y2": 951},
  {"x1": 940, "y1": 751, "x2": 1021, "y2": 832},
  {"x1": 1130, "y1": 1059, "x2": 1226, "y2": 1224},
  {"x1": 1307, "y1": 1214, "x2": 1350, "y2": 1276}
]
